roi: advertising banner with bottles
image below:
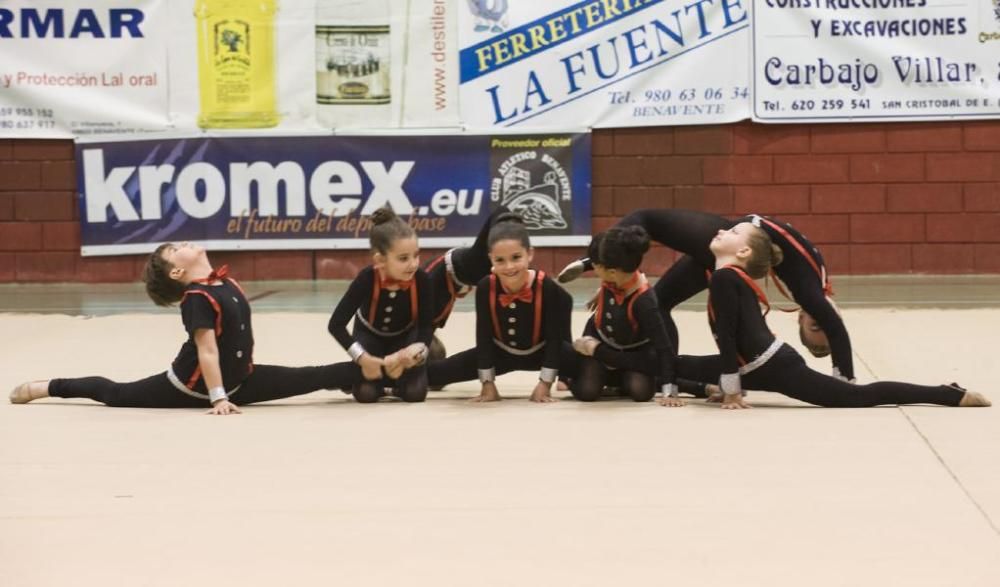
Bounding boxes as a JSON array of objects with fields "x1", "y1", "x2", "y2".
[
  {"x1": 1, "y1": 0, "x2": 461, "y2": 137},
  {"x1": 2, "y1": 0, "x2": 753, "y2": 138},
  {"x1": 75, "y1": 132, "x2": 591, "y2": 256}
]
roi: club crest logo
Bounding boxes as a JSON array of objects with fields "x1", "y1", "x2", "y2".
[
  {"x1": 466, "y1": 0, "x2": 509, "y2": 33},
  {"x1": 492, "y1": 150, "x2": 571, "y2": 231}
]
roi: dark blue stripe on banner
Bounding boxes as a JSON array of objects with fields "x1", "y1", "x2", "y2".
[
  {"x1": 460, "y1": 0, "x2": 664, "y2": 83},
  {"x1": 506, "y1": 23, "x2": 748, "y2": 126}
]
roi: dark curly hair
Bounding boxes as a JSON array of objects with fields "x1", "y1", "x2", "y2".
[
  {"x1": 142, "y1": 243, "x2": 186, "y2": 307},
  {"x1": 586, "y1": 232, "x2": 605, "y2": 265},
  {"x1": 599, "y1": 225, "x2": 650, "y2": 273}
]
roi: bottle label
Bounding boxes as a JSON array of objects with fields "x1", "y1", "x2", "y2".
[
  {"x1": 316, "y1": 25, "x2": 390, "y2": 105},
  {"x1": 212, "y1": 19, "x2": 253, "y2": 105}
]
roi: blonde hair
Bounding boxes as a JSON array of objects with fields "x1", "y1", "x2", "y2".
[{"x1": 744, "y1": 226, "x2": 784, "y2": 279}]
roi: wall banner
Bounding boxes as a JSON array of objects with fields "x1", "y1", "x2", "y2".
[
  {"x1": 458, "y1": 0, "x2": 752, "y2": 129},
  {"x1": 751, "y1": 0, "x2": 1000, "y2": 122},
  {"x1": 75, "y1": 132, "x2": 591, "y2": 256},
  {"x1": 0, "y1": 0, "x2": 170, "y2": 137},
  {"x1": 1, "y1": 0, "x2": 460, "y2": 138}
]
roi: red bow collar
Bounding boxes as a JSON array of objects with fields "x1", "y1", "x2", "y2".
[
  {"x1": 193, "y1": 265, "x2": 229, "y2": 285},
  {"x1": 604, "y1": 272, "x2": 641, "y2": 305},
  {"x1": 499, "y1": 276, "x2": 534, "y2": 307},
  {"x1": 378, "y1": 269, "x2": 413, "y2": 291}
]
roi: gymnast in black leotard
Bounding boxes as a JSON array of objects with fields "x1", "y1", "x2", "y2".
[
  {"x1": 666, "y1": 220, "x2": 990, "y2": 409},
  {"x1": 558, "y1": 208, "x2": 855, "y2": 381}
]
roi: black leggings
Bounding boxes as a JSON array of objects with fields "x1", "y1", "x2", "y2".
[
  {"x1": 675, "y1": 345, "x2": 963, "y2": 407},
  {"x1": 427, "y1": 342, "x2": 581, "y2": 388},
  {"x1": 652, "y1": 254, "x2": 710, "y2": 350},
  {"x1": 48, "y1": 363, "x2": 363, "y2": 408},
  {"x1": 572, "y1": 356, "x2": 656, "y2": 402},
  {"x1": 352, "y1": 326, "x2": 427, "y2": 403}
]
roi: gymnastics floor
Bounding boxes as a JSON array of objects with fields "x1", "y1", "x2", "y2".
[{"x1": 1, "y1": 276, "x2": 998, "y2": 586}]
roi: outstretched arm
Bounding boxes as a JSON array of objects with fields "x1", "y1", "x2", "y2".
[{"x1": 194, "y1": 329, "x2": 241, "y2": 415}]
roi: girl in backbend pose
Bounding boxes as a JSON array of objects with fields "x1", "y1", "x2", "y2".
[
  {"x1": 570, "y1": 227, "x2": 684, "y2": 405},
  {"x1": 666, "y1": 220, "x2": 990, "y2": 409},
  {"x1": 327, "y1": 207, "x2": 432, "y2": 404},
  {"x1": 558, "y1": 208, "x2": 856, "y2": 382},
  {"x1": 10, "y1": 243, "x2": 366, "y2": 414},
  {"x1": 427, "y1": 220, "x2": 577, "y2": 402}
]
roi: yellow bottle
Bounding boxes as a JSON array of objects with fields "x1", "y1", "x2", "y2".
[{"x1": 195, "y1": 0, "x2": 279, "y2": 128}]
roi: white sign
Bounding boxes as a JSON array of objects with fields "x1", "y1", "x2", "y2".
[
  {"x1": 752, "y1": 0, "x2": 1000, "y2": 122},
  {"x1": 0, "y1": 1, "x2": 170, "y2": 137},
  {"x1": 0, "y1": 0, "x2": 460, "y2": 137},
  {"x1": 458, "y1": 0, "x2": 752, "y2": 129}
]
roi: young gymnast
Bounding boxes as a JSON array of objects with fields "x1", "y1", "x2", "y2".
[
  {"x1": 666, "y1": 220, "x2": 991, "y2": 409},
  {"x1": 327, "y1": 207, "x2": 431, "y2": 403},
  {"x1": 557, "y1": 208, "x2": 855, "y2": 381},
  {"x1": 426, "y1": 220, "x2": 577, "y2": 402},
  {"x1": 423, "y1": 206, "x2": 520, "y2": 363},
  {"x1": 9, "y1": 243, "x2": 367, "y2": 414},
  {"x1": 570, "y1": 227, "x2": 684, "y2": 404}
]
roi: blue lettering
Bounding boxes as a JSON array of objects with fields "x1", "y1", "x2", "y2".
[
  {"x1": 0, "y1": 8, "x2": 144, "y2": 38},
  {"x1": 110, "y1": 9, "x2": 144, "y2": 38},
  {"x1": 720, "y1": 0, "x2": 747, "y2": 28},
  {"x1": 22, "y1": 9, "x2": 64, "y2": 38},
  {"x1": 487, "y1": 85, "x2": 518, "y2": 124},
  {"x1": 70, "y1": 9, "x2": 104, "y2": 38},
  {"x1": 560, "y1": 52, "x2": 588, "y2": 95},
  {"x1": 622, "y1": 25, "x2": 654, "y2": 68},
  {"x1": 521, "y1": 70, "x2": 551, "y2": 114},
  {"x1": 684, "y1": 0, "x2": 715, "y2": 39},
  {"x1": 0, "y1": 10, "x2": 15, "y2": 37},
  {"x1": 650, "y1": 12, "x2": 685, "y2": 55},
  {"x1": 587, "y1": 38, "x2": 621, "y2": 80}
]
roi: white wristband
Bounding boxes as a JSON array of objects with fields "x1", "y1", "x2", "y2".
[
  {"x1": 539, "y1": 367, "x2": 558, "y2": 384},
  {"x1": 208, "y1": 386, "x2": 227, "y2": 404},
  {"x1": 661, "y1": 383, "x2": 679, "y2": 398},
  {"x1": 478, "y1": 368, "x2": 496, "y2": 383},
  {"x1": 720, "y1": 373, "x2": 743, "y2": 396},
  {"x1": 348, "y1": 342, "x2": 367, "y2": 362}
]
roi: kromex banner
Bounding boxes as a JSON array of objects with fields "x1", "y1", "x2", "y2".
[{"x1": 75, "y1": 132, "x2": 592, "y2": 256}]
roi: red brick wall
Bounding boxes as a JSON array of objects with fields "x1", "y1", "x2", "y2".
[{"x1": 2, "y1": 122, "x2": 999, "y2": 282}]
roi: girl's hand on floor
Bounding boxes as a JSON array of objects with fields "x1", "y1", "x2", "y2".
[
  {"x1": 207, "y1": 400, "x2": 242, "y2": 415},
  {"x1": 471, "y1": 382, "x2": 501, "y2": 403},
  {"x1": 658, "y1": 396, "x2": 686, "y2": 407},
  {"x1": 530, "y1": 381, "x2": 558, "y2": 403},
  {"x1": 721, "y1": 394, "x2": 752, "y2": 410}
]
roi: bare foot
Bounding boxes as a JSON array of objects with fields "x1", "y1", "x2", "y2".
[
  {"x1": 959, "y1": 391, "x2": 991, "y2": 407},
  {"x1": 572, "y1": 336, "x2": 600, "y2": 356},
  {"x1": 10, "y1": 381, "x2": 50, "y2": 404},
  {"x1": 384, "y1": 343, "x2": 429, "y2": 379},
  {"x1": 947, "y1": 383, "x2": 991, "y2": 407}
]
